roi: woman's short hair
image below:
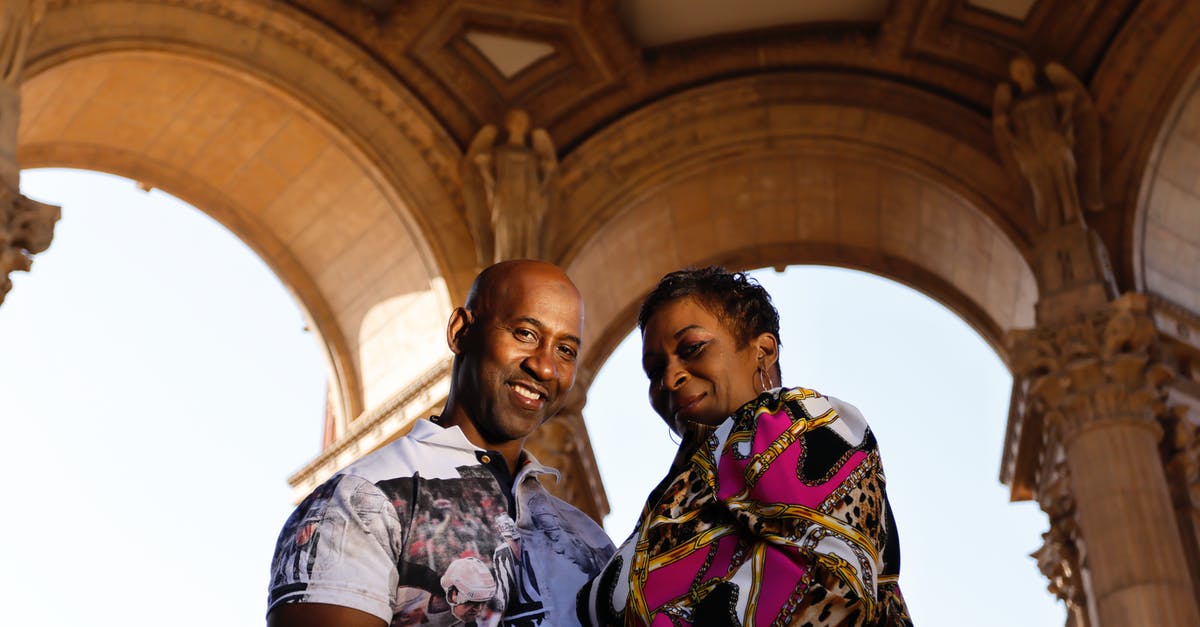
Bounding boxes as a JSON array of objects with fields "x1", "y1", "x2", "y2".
[{"x1": 637, "y1": 266, "x2": 781, "y2": 349}]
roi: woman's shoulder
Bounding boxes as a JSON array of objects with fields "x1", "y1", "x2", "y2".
[{"x1": 748, "y1": 386, "x2": 874, "y2": 446}]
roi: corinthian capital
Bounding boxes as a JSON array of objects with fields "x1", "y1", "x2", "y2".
[{"x1": 1009, "y1": 293, "x2": 1171, "y2": 446}]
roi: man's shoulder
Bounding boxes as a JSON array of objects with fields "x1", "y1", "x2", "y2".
[{"x1": 337, "y1": 420, "x2": 477, "y2": 483}]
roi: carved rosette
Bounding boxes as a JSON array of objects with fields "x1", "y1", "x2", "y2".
[{"x1": 1009, "y1": 293, "x2": 1171, "y2": 448}]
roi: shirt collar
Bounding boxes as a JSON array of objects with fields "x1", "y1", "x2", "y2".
[
  {"x1": 408, "y1": 417, "x2": 481, "y2": 451},
  {"x1": 516, "y1": 448, "x2": 560, "y2": 483},
  {"x1": 412, "y1": 417, "x2": 562, "y2": 482}
]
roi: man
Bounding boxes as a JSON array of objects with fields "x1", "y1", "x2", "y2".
[{"x1": 266, "y1": 260, "x2": 614, "y2": 627}]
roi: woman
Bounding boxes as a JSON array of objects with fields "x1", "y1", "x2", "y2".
[{"x1": 578, "y1": 267, "x2": 911, "y2": 626}]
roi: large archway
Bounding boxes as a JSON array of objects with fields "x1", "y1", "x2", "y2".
[
  {"x1": 19, "y1": 49, "x2": 455, "y2": 443},
  {"x1": 581, "y1": 264, "x2": 1064, "y2": 626}
]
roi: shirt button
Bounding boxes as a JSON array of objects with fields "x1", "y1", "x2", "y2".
[{"x1": 480, "y1": 454, "x2": 491, "y2": 464}]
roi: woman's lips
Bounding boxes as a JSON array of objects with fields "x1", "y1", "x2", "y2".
[{"x1": 673, "y1": 392, "x2": 705, "y2": 418}]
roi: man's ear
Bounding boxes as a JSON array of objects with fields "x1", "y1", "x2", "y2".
[
  {"x1": 446, "y1": 307, "x2": 475, "y2": 355},
  {"x1": 753, "y1": 332, "x2": 779, "y2": 373}
]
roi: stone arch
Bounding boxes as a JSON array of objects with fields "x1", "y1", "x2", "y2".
[
  {"x1": 1130, "y1": 61, "x2": 1200, "y2": 312},
  {"x1": 1089, "y1": 0, "x2": 1200, "y2": 293},
  {"x1": 556, "y1": 74, "x2": 1038, "y2": 374},
  {"x1": 19, "y1": 0, "x2": 471, "y2": 432}
]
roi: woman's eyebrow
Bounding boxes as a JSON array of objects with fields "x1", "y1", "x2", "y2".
[{"x1": 674, "y1": 325, "x2": 704, "y2": 339}]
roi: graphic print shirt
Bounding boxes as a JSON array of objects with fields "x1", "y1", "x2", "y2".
[{"x1": 267, "y1": 419, "x2": 614, "y2": 626}]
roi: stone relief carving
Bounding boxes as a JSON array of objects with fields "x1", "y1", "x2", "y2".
[
  {"x1": 461, "y1": 109, "x2": 559, "y2": 265},
  {"x1": 993, "y1": 57, "x2": 1103, "y2": 232}
]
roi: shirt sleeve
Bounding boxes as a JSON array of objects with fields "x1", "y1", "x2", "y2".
[{"x1": 266, "y1": 474, "x2": 404, "y2": 622}]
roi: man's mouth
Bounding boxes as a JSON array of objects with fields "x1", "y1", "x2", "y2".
[{"x1": 508, "y1": 381, "x2": 548, "y2": 409}]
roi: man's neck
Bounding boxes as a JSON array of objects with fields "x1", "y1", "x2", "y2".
[{"x1": 435, "y1": 407, "x2": 525, "y2": 474}]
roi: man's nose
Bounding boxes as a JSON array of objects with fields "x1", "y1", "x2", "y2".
[{"x1": 522, "y1": 344, "x2": 557, "y2": 381}]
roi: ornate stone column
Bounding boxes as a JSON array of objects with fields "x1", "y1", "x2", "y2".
[
  {"x1": 1010, "y1": 294, "x2": 1200, "y2": 625},
  {"x1": 0, "y1": 0, "x2": 58, "y2": 306},
  {"x1": 524, "y1": 376, "x2": 610, "y2": 524}
]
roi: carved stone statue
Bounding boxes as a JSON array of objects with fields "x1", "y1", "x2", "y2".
[
  {"x1": 0, "y1": 0, "x2": 58, "y2": 307},
  {"x1": 993, "y1": 58, "x2": 1103, "y2": 231},
  {"x1": 461, "y1": 109, "x2": 558, "y2": 266}
]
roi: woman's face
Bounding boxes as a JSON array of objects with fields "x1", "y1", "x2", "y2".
[{"x1": 641, "y1": 296, "x2": 763, "y2": 428}]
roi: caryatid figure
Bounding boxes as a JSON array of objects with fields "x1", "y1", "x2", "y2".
[
  {"x1": 993, "y1": 57, "x2": 1103, "y2": 231},
  {"x1": 461, "y1": 109, "x2": 559, "y2": 266}
]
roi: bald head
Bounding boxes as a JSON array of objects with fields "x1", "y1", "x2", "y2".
[{"x1": 465, "y1": 259, "x2": 581, "y2": 320}]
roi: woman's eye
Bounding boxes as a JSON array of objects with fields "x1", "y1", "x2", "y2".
[{"x1": 680, "y1": 341, "x2": 706, "y2": 358}]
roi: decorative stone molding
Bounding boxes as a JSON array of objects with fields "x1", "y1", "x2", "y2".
[
  {"x1": 1033, "y1": 457, "x2": 1092, "y2": 626},
  {"x1": 0, "y1": 0, "x2": 57, "y2": 307},
  {"x1": 287, "y1": 358, "x2": 452, "y2": 501},
  {"x1": 0, "y1": 183, "x2": 58, "y2": 305},
  {"x1": 1009, "y1": 293, "x2": 1170, "y2": 448}
]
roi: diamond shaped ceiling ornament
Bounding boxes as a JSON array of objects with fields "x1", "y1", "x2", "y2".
[
  {"x1": 464, "y1": 31, "x2": 556, "y2": 80},
  {"x1": 967, "y1": 0, "x2": 1037, "y2": 20}
]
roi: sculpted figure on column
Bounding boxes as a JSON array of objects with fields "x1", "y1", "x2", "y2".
[
  {"x1": 0, "y1": 0, "x2": 58, "y2": 306},
  {"x1": 461, "y1": 109, "x2": 559, "y2": 266},
  {"x1": 993, "y1": 57, "x2": 1103, "y2": 231}
]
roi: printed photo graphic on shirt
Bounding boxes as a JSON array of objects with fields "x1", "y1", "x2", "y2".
[{"x1": 378, "y1": 466, "x2": 518, "y2": 627}]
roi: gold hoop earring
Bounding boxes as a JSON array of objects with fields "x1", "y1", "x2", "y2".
[{"x1": 756, "y1": 366, "x2": 770, "y2": 394}]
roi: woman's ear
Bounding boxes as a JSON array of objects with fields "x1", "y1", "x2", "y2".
[
  {"x1": 754, "y1": 332, "x2": 780, "y2": 372},
  {"x1": 446, "y1": 307, "x2": 475, "y2": 355}
]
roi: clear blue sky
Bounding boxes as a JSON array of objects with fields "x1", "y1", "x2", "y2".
[{"x1": 1, "y1": 168, "x2": 1064, "y2": 625}]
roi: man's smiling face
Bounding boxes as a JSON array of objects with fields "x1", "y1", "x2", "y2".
[{"x1": 455, "y1": 263, "x2": 584, "y2": 445}]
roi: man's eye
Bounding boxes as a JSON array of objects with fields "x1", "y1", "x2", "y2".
[
  {"x1": 514, "y1": 328, "x2": 536, "y2": 341},
  {"x1": 557, "y1": 345, "x2": 578, "y2": 360}
]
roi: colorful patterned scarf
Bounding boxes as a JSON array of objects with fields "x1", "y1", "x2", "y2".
[{"x1": 578, "y1": 387, "x2": 912, "y2": 626}]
